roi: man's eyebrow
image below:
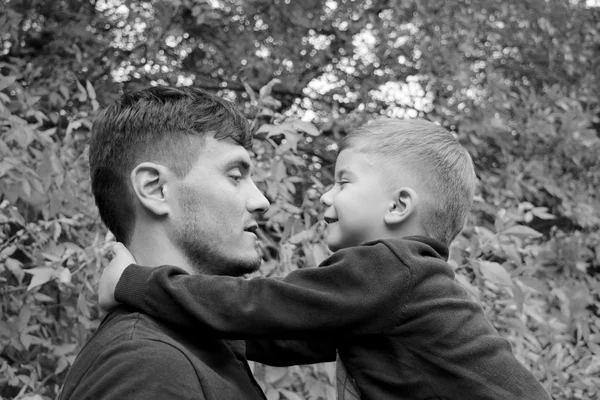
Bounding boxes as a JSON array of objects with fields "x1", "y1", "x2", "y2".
[{"x1": 223, "y1": 158, "x2": 252, "y2": 173}]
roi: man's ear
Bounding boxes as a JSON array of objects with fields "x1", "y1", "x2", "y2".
[
  {"x1": 384, "y1": 188, "x2": 418, "y2": 226},
  {"x1": 130, "y1": 162, "x2": 173, "y2": 217}
]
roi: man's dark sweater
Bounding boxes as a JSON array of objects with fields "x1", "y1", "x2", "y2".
[
  {"x1": 114, "y1": 236, "x2": 551, "y2": 400},
  {"x1": 59, "y1": 306, "x2": 266, "y2": 400}
]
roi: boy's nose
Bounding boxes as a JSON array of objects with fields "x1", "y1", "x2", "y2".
[{"x1": 320, "y1": 188, "x2": 333, "y2": 206}]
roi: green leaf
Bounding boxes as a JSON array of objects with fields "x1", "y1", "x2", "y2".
[
  {"x1": 33, "y1": 293, "x2": 55, "y2": 303},
  {"x1": 265, "y1": 366, "x2": 289, "y2": 384},
  {"x1": 0, "y1": 92, "x2": 10, "y2": 104},
  {"x1": 59, "y1": 84, "x2": 69, "y2": 99},
  {"x1": 86, "y1": 80, "x2": 96, "y2": 100},
  {"x1": 280, "y1": 389, "x2": 304, "y2": 400},
  {"x1": 288, "y1": 120, "x2": 320, "y2": 136},
  {"x1": 53, "y1": 343, "x2": 78, "y2": 356},
  {"x1": 478, "y1": 260, "x2": 513, "y2": 287},
  {"x1": 57, "y1": 266, "x2": 72, "y2": 284},
  {"x1": 288, "y1": 230, "x2": 311, "y2": 245},
  {"x1": 256, "y1": 124, "x2": 276, "y2": 135},
  {"x1": 588, "y1": 342, "x2": 600, "y2": 356},
  {"x1": 0, "y1": 320, "x2": 13, "y2": 338},
  {"x1": 259, "y1": 78, "x2": 281, "y2": 99},
  {"x1": 455, "y1": 273, "x2": 480, "y2": 300},
  {"x1": 265, "y1": 388, "x2": 279, "y2": 400},
  {"x1": 20, "y1": 332, "x2": 33, "y2": 350},
  {"x1": 76, "y1": 80, "x2": 87, "y2": 102},
  {"x1": 77, "y1": 291, "x2": 90, "y2": 318},
  {"x1": 311, "y1": 242, "x2": 330, "y2": 265},
  {"x1": 55, "y1": 357, "x2": 70, "y2": 375},
  {"x1": 0, "y1": 244, "x2": 17, "y2": 259},
  {"x1": 0, "y1": 158, "x2": 17, "y2": 178},
  {"x1": 474, "y1": 226, "x2": 496, "y2": 244},
  {"x1": 0, "y1": 75, "x2": 17, "y2": 91},
  {"x1": 20, "y1": 395, "x2": 44, "y2": 400},
  {"x1": 24, "y1": 267, "x2": 56, "y2": 290},
  {"x1": 5, "y1": 257, "x2": 24, "y2": 283},
  {"x1": 16, "y1": 304, "x2": 31, "y2": 332},
  {"x1": 502, "y1": 225, "x2": 543, "y2": 239},
  {"x1": 266, "y1": 123, "x2": 298, "y2": 142},
  {"x1": 530, "y1": 207, "x2": 556, "y2": 220}
]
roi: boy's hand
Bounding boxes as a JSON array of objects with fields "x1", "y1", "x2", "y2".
[{"x1": 98, "y1": 243, "x2": 136, "y2": 311}]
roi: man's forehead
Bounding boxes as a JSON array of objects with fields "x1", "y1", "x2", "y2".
[{"x1": 187, "y1": 135, "x2": 252, "y2": 169}]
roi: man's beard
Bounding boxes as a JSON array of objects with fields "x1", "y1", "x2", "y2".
[
  {"x1": 172, "y1": 189, "x2": 262, "y2": 276},
  {"x1": 179, "y1": 234, "x2": 262, "y2": 277}
]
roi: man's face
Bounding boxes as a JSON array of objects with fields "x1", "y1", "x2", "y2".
[
  {"x1": 168, "y1": 136, "x2": 269, "y2": 276},
  {"x1": 320, "y1": 149, "x2": 394, "y2": 252}
]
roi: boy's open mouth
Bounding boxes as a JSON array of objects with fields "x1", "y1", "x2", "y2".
[{"x1": 324, "y1": 217, "x2": 338, "y2": 224}]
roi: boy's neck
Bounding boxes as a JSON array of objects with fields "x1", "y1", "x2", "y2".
[{"x1": 388, "y1": 219, "x2": 428, "y2": 241}]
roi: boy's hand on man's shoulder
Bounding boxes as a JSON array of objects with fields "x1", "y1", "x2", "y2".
[{"x1": 98, "y1": 242, "x2": 137, "y2": 311}]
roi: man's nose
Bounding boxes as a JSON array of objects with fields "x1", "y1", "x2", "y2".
[{"x1": 247, "y1": 181, "x2": 270, "y2": 214}]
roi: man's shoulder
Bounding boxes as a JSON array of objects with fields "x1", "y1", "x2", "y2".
[
  {"x1": 70, "y1": 307, "x2": 194, "y2": 367},
  {"x1": 96, "y1": 306, "x2": 179, "y2": 343},
  {"x1": 59, "y1": 309, "x2": 203, "y2": 400}
]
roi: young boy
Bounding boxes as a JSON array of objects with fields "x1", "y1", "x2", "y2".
[{"x1": 99, "y1": 118, "x2": 551, "y2": 399}]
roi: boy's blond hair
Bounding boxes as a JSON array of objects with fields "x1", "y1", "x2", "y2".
[{"x1": 339, "y1": 118, "x2": 477, "y2": 246}]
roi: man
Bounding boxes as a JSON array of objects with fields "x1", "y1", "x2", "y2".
[{"x1": 59, "y1": 86, "x2": 270, "y2": 399}]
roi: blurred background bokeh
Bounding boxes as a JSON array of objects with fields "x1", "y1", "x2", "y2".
[{"x1": 0, "y1": 0, "x2": 599, "y2": 399}]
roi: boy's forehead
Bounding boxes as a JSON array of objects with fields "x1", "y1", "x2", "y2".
[
  {"x1": 337, "y1": 148, "x2": 374, "y2": 165},
  {"x1": 334, "y1": 148, "x2": 380, "y2": 176}
]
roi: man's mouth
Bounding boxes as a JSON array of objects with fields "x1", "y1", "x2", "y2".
[
  {"x1": 244, "y1": 224, "x2": 259, "y2": 234},
  {"x1": 324, "y1": 216, "x2": 338, "y2": 224}
]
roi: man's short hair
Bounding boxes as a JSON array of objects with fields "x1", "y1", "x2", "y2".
[
  {"x1": 339, "y1": 118, "x2": 477, "y2": 246},
  {"x1": 89, "y1": 86, "x2": 252, "y2": 244}
]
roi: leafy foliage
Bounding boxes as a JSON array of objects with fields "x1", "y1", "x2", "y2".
[{"x1": 1, "y1": 0, "x2": 599, "y2": 399}]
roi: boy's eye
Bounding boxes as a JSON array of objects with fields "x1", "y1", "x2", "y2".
[{"x1": 335, "y1": 180, "x2": 349, "y2": 186}]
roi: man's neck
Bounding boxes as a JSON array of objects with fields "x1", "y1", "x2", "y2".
[{"x1": 128, "y1": 229, "x2": 196, "y2": 275}]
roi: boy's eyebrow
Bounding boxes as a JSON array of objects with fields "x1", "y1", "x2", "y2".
[{"x1": 335, "y1": 168, "x2": 355, "y2": 179}]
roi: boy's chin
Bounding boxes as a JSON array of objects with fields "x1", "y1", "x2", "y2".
[
  {"x1": 326, "y1": 234, "x2": 368, "y2": 252},
  {"x1": 326, "y1": 239, "x2": 350, "y2": 252}
]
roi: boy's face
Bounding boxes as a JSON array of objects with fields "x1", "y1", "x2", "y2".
[{"x1": 320, "y1": 148, "x2": 395, "y2": 251}]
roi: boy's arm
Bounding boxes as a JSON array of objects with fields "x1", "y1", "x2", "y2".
[
  {"x1": 102, "y1": 241, "x2": 411, "y2": 338},
  {"x1": 245, "y1": 339, "x2": 337, "y2": 366}
]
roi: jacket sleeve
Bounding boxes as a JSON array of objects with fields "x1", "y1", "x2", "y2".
[
  {"x1": 245, "y1": 339, "x2": 337, "y2": 366},
  {"x1": 115, "y1": 242, "x2": 412, "y2": 338},
  {"x1": 60, "y1": 339, "x2": 205, "y2": 400}
]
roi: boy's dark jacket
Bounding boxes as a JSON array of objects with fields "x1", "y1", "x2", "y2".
[{"x1": 115, "y1": 236, "x2": 551, "y2": 400}]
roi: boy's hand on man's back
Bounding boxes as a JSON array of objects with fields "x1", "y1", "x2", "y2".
[{"x1": 98, "y1": 242, "x2": 137, "y2": 311}]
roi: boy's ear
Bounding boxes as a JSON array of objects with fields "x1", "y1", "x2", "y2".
[
  {"x1": 384, "y1": 188, "x2": 418, "y2": 226},
  {"x1": 130, "y1": 162, "x2": 174, "y2": 217}
]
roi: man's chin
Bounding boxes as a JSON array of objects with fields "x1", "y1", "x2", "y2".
[{"x1": 228, "y1": 254, "x2": 262, "y2": 276}]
